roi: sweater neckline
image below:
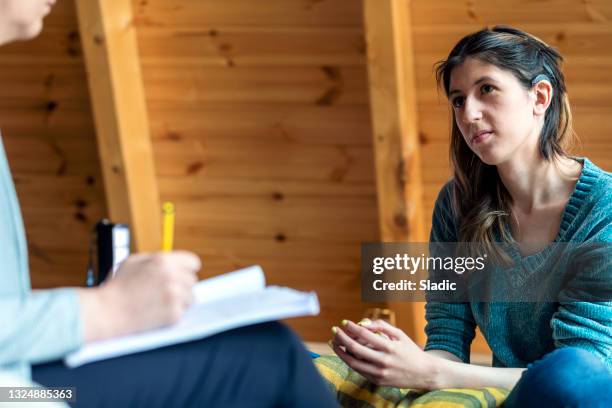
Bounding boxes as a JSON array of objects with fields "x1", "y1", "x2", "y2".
[
  {"x1": 511, "y1": 156, "x2": 601, "y2": 271},
  {"x1": 555, "y1": 156, "x2": 600, "y2": 241}
]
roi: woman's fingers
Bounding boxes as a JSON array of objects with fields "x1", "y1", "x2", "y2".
[
  {"x1": 358, "y1": 318, "x2": 406, "y2": 341},
  {"x1": 341, "y1": 320, "x2": 393, "y2": 352},
  {"x1": 330, "y1": 340, "x2": 384, "y2": 381},
  {"x1": 339, "y1": 320, "x2": 375, "y2": 347},
  {"x1": 333, "y1": 326, "x2": 386, "y2": 364}
]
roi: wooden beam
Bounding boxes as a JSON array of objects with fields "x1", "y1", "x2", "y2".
[
  {"x1": 363, "y1": 0, "x2": 427, "y2": 344},
  {"x1": 75, "y1": 0, "x2": 161, "y2": 252}
]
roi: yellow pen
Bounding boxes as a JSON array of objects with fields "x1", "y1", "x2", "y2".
[{"x1": 162, "y1": 201, "x2": 175, "y2": 252}]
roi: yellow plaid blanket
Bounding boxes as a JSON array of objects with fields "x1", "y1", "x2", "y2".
[{"x1": 314, "y1": 355, "x2": 509, "y2": 407}]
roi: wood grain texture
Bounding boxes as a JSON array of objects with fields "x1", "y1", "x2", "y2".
[
  {"x1": 362, "y1": 0, "x2": 428, "y2": 343},
  {"x1": 131, "y1": 0, "x2": 364, "y2": 28},
  {"x1": 76, "y1": 0, "x2": 162, "y2": 251},
  {"x1": 134, "y1": 0, "x2": 380, "y2": 341},
  {"x1": 136, "y1": 26, "x2": 367, "y2": 67}
]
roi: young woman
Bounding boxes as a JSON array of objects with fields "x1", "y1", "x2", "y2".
[
  {"x1": 331, "y1": 26, "x2": 612, "y2": 407},
  {"x1": 0, "y1": 1, "x2": 336, "y2": 406}
]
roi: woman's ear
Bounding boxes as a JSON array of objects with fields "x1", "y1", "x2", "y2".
[{"x1": 532, "y1": 80, "x2": 553, "y2": 117}]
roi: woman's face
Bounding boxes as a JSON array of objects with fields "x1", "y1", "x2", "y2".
[
  {"x1": 0, "y1": 0, "x2": 55, "y2": 43},
  {"x1": 448, "y1": 57, "x2": 544, "y2": 166}
]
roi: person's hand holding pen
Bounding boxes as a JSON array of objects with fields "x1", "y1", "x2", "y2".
[{"x1": 78, "y1": 202, "x2": 201, "y2": 342}]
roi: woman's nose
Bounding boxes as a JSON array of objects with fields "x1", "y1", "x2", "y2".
[{"x1": 460, "y1": 97, "x2": 483, "y2": 124}]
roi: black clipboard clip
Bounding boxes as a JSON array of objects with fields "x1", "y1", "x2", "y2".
[{"x1": 86, "y1": 219, "x2": 130, "y2": 286}]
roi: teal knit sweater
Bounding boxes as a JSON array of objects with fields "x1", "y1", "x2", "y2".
[{"x1": 424, "y1": 157, "x2": 612, "y2": 369}]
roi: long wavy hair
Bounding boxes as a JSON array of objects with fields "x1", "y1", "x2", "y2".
[{"x1": 435, "y1": 26, "x2": 576, "y2": 258}]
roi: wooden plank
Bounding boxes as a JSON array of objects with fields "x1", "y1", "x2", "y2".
[
  {"x1": 0, "y1": 66, "x2": 89, "y2": 102},
  {"x1": 136, "y1": 26, "x2": 367, "y2": 67},
  {"x1": 147, "y1": 104, "x2": 374, "y2": 146},
  {"x1": 152, "y1": 141, "x2": 375, "y2": 182},
  {"x1": 157, "y1": 177, "x2": 377, "y2": 199},
  {"x1": 140, "y1": 66, "x2": 369, "y2": 105},
  {"x1": 131, "y1": 0, "x2": 364, "y2": 28},
  {"x1": 30, "y1": 250, "x2": 92, "y2": 288},
  {"x1": 13, "y1": 173, "x2": 105, "y2": 203},
  {"x1": 3, "y1": 135, "x2": 104, "y2": 176},
  {"x1": 177, "y1": 235, "x2": 363, "y2": 274},
  {"x1": 167, "y1": 198, "x2": 379, "y2": 241},
  {"x1": 363, "y1": 0, "x2": 427, "y2": 343},
  {"x1": 419, "y1": 143, "x2": 452, "y2": 183},
  {"x1": 0, "y1": 106, "x2": 95, "y2": 135},
  {"x1": 0, "y1": 28, "x2": 84, "y2": 66},
  {"x1": 411, "y1": 24, "x2": 612, "y2": 57},
  {"x1": 364, "y1": 0, "x2": 425, "y2": 241},
  {"x1": 75, "y1": 0, "x2": 161, "y2": 251},
  {"x1": 410, "y1": 0, "x2": 612, "y2": 26}
]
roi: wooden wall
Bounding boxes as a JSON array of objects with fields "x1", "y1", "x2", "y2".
[
  {"x1": 0, "y1": 1, "x2": 106, "y2": 288},
  {"x1": 409, "y1": 0, "x2": 612, "y2": 352},
  {"x1": 2, "y1": 0, "x2": 611, "y2": 347},
  {"x1": 132, "y1": 0, "x2": 379, "y2": 341}
]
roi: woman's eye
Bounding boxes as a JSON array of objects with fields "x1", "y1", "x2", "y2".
[
  {"x1": 481, "y1": 84, "x2": 495, "y2": 94},
  {"x1": 451, "y1": 96, "x2": 464, "y2": 108}
]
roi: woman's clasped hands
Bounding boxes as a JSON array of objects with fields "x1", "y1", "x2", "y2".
[{"x1": 329, "y1": 318, "x2": 440, "y2": 390}]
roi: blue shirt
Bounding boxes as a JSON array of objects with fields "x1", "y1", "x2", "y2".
[
  {"x1": 0, "y1": 135, "x2": 84, "y2": 380},
  {"x1": 424, "y1": 158, "x2": 612, "y2": 369}
]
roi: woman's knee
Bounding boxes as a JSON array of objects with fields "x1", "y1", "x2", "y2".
[
  {"x1": 509, "y1": 347, "x2": 611, "y2": 407},
  {"x1": 528, "y1": 347, "x2": 607, "y2": 378}
]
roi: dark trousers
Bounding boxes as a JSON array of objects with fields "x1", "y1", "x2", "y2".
[{"x1": 32, "y1": 322, "x2": 337, "y2": 408}]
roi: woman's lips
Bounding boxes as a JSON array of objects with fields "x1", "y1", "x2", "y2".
[{"x1": 472, "y1": 131, "x2": 493, "y2": 144}]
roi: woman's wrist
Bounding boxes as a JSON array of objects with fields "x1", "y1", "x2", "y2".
[{"x1": 422, "y1": 353, "x2": 448, "y2": 390}]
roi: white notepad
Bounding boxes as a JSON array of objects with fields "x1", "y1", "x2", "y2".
[{"x1": 65, "y1": 265, "x2": 320, "y2": 368}]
